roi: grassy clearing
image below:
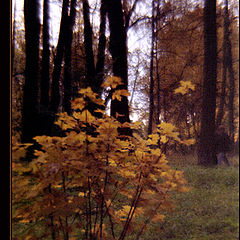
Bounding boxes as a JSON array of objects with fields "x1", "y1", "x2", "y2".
[{"x1": 138, "y1": 153, "x2": 239, "y2": 240}]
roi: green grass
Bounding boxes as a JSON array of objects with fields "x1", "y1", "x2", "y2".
[{"x1": 138, "y1": 153, "x2": 239, "y2": 240}]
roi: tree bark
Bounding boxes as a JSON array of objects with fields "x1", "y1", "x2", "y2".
[
  {"x1": 155, "y1": 0, "x2": 161, "y2": 127},
  {"x1": 156, "y1": 63, "x2": 160, "y2": 126},
  {"x1": 224, "y1": 0, "x2": 235, "y2": 144},
  {"x1": 216, "y1": 5, "x2": 227, "y2": 128},
  {"x1": 106, "y1": 0, "x2": 131, "y2": 133},
  {"x1": 148, "y1": 0, "x2": 155, "y2": 135},
  {"x1": 197, "y1": 0, "x2": 217, "y2": 166},
  {"x1": 50, "y1": 0, "x2": 69, "y2": 113},
  {"x1": 95, "y1": 0, "x2": 107, "y2": 94},
  {"x1": 40, "y1": 0, "x2": 50, "y2": 110},
  {"x1": 11, "y1": 0, "x2": 17, "y2": 74},
  {"x1": 83, "y1": 0, "x2": 96, "y2": 88},
  {"x1": 63, "y1": 0, "x2": 77, "y2": 114},
  {"x1": 124, "y1": 0, "x2": 141, "y2": 32},
  {"x1": 37, "y1": 0, "x2": 56, "y2": 136},
  {"x1": 22, "y1": 0, "x2": 40, "y2": 142}
]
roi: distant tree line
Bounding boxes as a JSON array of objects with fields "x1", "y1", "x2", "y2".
[{"x1": 11, "y1": 0, "x2": 239, "y2": 165}]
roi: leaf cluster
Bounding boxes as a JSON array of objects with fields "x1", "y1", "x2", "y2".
[{"x1": 12, "y1": 79, "x2": 190, "y2": 240}]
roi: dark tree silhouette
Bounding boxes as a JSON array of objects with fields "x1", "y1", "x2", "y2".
[
  {"x1": 37, "y1": 0, "x2": 55, "y2": 136},
  {"x1": 95, "y1": 0, "x2": 107, "y2": 94},
  {"x1": 148, "y1": 0, "x2": 156, "y2": 135},
  {"x1": 198, "y1": 0, "x2": 217, "y2": 166},
  {"x1": 83, "y1": 0, "x2": 96, "y2": 89},
  {"x1": 63, "y1": 0, "x2": 77, "y2": 114},
  {"x1": 106, "y1": 0, "x2": 131, "y2": 134},
  {"x1": 50, "y1": 0, "x2": 69, "y2": 113},
  {"x1": 22, "y1": 0, "x2": 40, "y2": 142},
  {"x1": 40, "y1": 0, "x2": 50, "y2": 109}
]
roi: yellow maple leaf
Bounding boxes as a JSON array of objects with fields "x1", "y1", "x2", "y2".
[
  {"x1": 71, "y1": 97, "x2": 86, "y2": 110},
  {"x1": 55, "y1": 113, "x2": 77, "y2": 130},
  {"x1": 73, "y1": 110, "x2": 96, "y2": 123},
  {"x1": 112, "y1": 89, "x2": 130, "y2": 101},
  {"x1": 102, "y1": 76, "x2": 123, "y2": 89},
  {"x1": 160, "y1": 135, "x2": 168, "y2": 143},
  {"x1": 115, "y1": 205, "x2": 132, "y2": 220},
  {"x1": 174, "y1": 80, "x2": 195, "y2": 95},
  {"x1": 157, "y1": 122, "x2": 180, "y2": 141},
  {"x1": 151, "y1": 148, "x2": 161, "y2": 156},
  {"x1": 147, "y1": 134, "x2": 159, "y2": 145}
]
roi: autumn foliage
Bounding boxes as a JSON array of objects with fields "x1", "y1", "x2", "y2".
[{"x1": 12, "y1": 78, "x2": 190, "y2": 240}]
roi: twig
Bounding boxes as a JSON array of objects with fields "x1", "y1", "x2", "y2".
[
  {"x1": 62, "y1": 172, "x2": 69, "y2": 240},
  {"x1": 119, "y1": 171, "x2": 143, "y2": 240},
  {"x1": 48, "y1": 184, "x2": 56, "y2": 240},
  {"x1": 88, "y1": 177, "x2": 93, "y2": 239},
  {"x1": 135, "y1": 171, "x2": 177, "y2": 239}
]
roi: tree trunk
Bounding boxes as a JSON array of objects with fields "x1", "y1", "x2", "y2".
[
  {"x1": 197, "y1": 0, "x2": 217, "y2": 166},
  {"x1": 224, "y1": 0, "x2": 235, "y2": 144},
  {"x1": 156, "y1": 48, "x2": 161, "y2": 126},
  {"x1": 63, "y1": 0, "x2": 77, "y2": 114},
  {"x1": 22, "y1": 0, "x2": 40, "y2": 142},
  {"x1": 216, "y1": 1, "x2": 228, "y2": 128},
  {"x1": 106, "y1": 0, "x2": 131, "y2": 135},
  {"x1": 50, "y1": 0, "x2": 69, "y2": 113},
  {"x1": 12, "y1": 0, "x2": 17, "y2": 74},
  {"x1": 37, "y1": 0, "x2": 56, "y2": 136},
  {"x1": 82, "y1": 0, "x2": 106, "y2": 121},
  {"x1": 40, "y1": 0, "x2": 50, "y2": 109},
  {"x1": 155, "y1": 0, "x2": 161, "y2": 126},
  {"x1": 162, "y1": 90, "x2": 167, "y2": 122},
  {"x1": 95, "y1": 0, "x2": 107, "y2": 94},
  {"x1": 227, "y1": 41, "x2": 235, "y2": 144},
  {"x1": 148, "y1": 0, "x2": 155, "y2": 135},
  {"x1": 83, "y1": 0, "x2": 96, "y2": 88},
  {"x1": 124, "y1": 0, "x2": 141, "y2": 32}
]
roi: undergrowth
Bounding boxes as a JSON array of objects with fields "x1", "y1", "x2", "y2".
[{"x1": 139, "y1": 154, "x2": 239, "y2": 240}]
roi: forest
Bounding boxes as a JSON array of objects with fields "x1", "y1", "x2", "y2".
[{"x1": 12, "y1": 0, "x2": 239, "y2": 239}]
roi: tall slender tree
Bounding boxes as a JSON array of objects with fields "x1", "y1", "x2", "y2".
[
  {"x1": 50, "y1": 0, "x2": 69, "y2": 113},
  {"x1": 148, "y1": 0, "x2": 156, "y2": 135},
  {"x1": 38, "y1": 0, "x2": 55, "y2": 136},
  {"x1": 22, "y1": 0, "x2": 40, "y2": 142},
  {"x1": 106, "y1": 0, "x2": 131, "y2": 133},
  {"x1": 40, "y1": 0, "x2": 50, "y2": 110},
  {"x1": 82, "y1": 0, "x2": 96, "y2": 89},
  {"x1": 155, "y1": 0, "x2": 162, "y2": 126},
  {"x1": 216, "y1": 4, "x2": 228, "y2": 128},
  {"x1": 11, "y1": 0, "x2": 17, "y2": 74},
  {"x1": 95, "y1": 0, "x2": 107, "y2": 94},
  {"x1": 63, "y1": 0, "x2": 77, "y2": 114},
  {"x1": 198, "y1": 0, "x2": 217, "y2": 166},
  {"x1": 224, "y1": 0, "x2": 236, "y2": 143}
]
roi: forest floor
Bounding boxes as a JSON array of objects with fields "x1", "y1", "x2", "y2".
[
  {"x1": 12, "y1": 153, "x2": 239, "y2": 240},
  {"x1": 138, "y1": 153, "x2": 239, "y2": 240}
]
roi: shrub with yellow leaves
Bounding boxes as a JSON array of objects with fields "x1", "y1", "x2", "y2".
[{"x1": 12, "y1": 77, "x2": 190, "y2": 240}]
